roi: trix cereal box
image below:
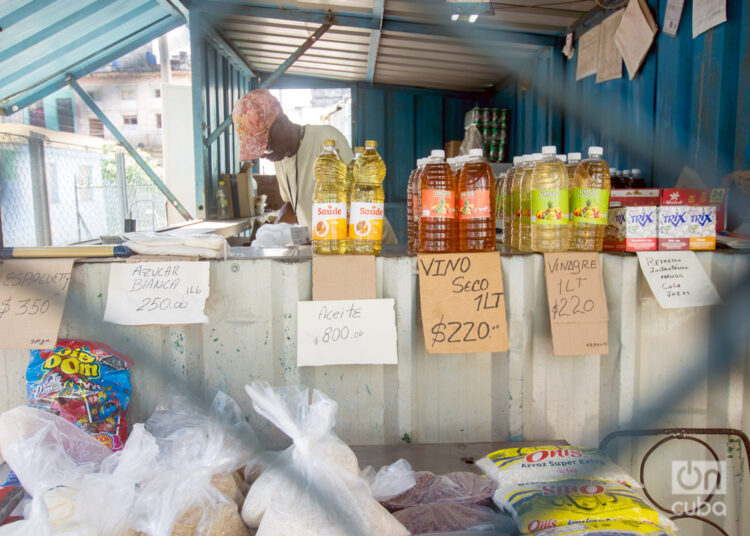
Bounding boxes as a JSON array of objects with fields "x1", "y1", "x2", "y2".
[
  {"x1": 687, "y1": 206, "x2": 717, "y2": 250},
  {"x1": 660, "y1": 188, "x2": 727, "y2": 232},
  {"x1": 604, "y1": 206, "x2": 657, "y2": 251},
  {"x1": 657, "y1": 206, "x2": 690, "y2": 250}
]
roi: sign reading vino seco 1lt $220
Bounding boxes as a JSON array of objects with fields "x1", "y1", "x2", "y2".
[{"x1": 417, "y1": 252, "x2": 509, "y2": 354}]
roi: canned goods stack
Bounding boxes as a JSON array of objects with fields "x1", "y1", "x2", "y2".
[{"x1": 464, "y1": 107, "x2": 510, "y2": 163}]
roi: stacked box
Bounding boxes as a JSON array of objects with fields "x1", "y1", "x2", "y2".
[
  {"x1": 657, "y1": 206, "x2": 690, "y2": 250},
  {"x1": 604, "y1": 206, "x2": 657, "y2": 251},
  {"x1": 609, "y1": 189, "x2": 660, "y2": 207},
  {"x1": 687, "y1": 206, "x2": 717, "y2": 250},
  {"x1": 660, "y1": 188, "x2": 727, "y2": 232}
]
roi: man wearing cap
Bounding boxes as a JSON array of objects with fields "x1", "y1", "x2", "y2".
[{"x1": 233, "y1": 89, "x2": 396, "y2": 244}]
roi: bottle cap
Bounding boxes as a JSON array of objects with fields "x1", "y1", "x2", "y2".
[
  {"x1": 542, "y1": 145, "x2": 557, "y2": 154},
  {"x1": 365, "y1": 140, "x2": 378, "y2": 148},
  {"x1": 632, "y1": 168, "x2": 642, "y2": 175},
  {"x1": 323, "y1": 139, "x2": 335, "y2": 146},
  {"x1": 469, "y1": 148, "x2": 484, "y2": 157},
  {"x1": 609, "y1": 167, "x2": 616, "y2": 173},
  {"x1": 355, "y1": 146, "x2": 365, "y2": 153},
  {"x1": 532, "y1": 153, "x2": 543, "y2": 161},
  {"x1": 615, "y1": 169, "x2": 622, "y2": 175},
  {"x1": 556, "y1": 154, "x2": 567, "y2": 162},
  {"x1": 589, "y1": 146, "x2": 604, "y2": 156},
  {"x1": 622, "y1": 170, "x2": 631, "y2": 177},
  {"x1": 431, "y1": 149, "x2": 445, "y2": 158},
  {"x1": 513, "y1": 156, "x2": 521, "y2": 165},
  {"x1": 568, "y1": 152, "x2": 582, "y2": 161}
]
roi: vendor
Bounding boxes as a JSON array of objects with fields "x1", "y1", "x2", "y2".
[{"x1": 232, "y1": 89, "x2": 397, "y2": 243}]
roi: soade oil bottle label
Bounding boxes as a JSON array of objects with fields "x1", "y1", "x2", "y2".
[
  {"x1": 531, "y1": 189, "x2": 569, "y2": 224},
  {"x1": 571, "y1": 188, "x2": 609, "y2": 224},
  {"x1": 421, "y1": 189, "x2": 456, "y2": 218},
  {"x1": 312, "y1": 202, "x2": 347, "y2": 239},
  {"x1": 458, "y1": 190, "x2": 491, "y2": 219},
  {"x1": 349, "y1": 202, "x2": 384, "y2": 241}
]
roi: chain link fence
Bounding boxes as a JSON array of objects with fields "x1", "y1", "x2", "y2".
[{"x1": 1, "y1": 129, "x2": 168, "y2": 247}]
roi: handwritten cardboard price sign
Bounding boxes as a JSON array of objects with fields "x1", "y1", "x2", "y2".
[
  {"x1": 418, "y1": 252, "x2": 509, "y2": 354},
  {"x1": 544, "y1": 252, "x2": 609, "y2": 356},
  {"x1": 0, "y1": 259, "x2": 74, "y2": 349},
  {"x1": 297, "y1": 298, "x2": 397, "y2": 366},
  {"x1": 104, "y1": 262, "x2": 210, "y2": 325}
]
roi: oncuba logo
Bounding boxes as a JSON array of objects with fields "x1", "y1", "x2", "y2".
[
  {"x1": 662, "y1": 211, "x2": 687, "y2": 226},
  {"x1": 630, "y1": 212, "x2": 654, "y2": 227},
  {"x1": 690, "y1": 212, "x2": 712, "y2": 226}
]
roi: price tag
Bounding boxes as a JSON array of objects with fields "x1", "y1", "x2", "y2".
[
  {"x1": 104, "y1": 262, "x2": 210, "y2": 325},
  {"x1": 637, "y1": 251, "x2": 721, "y2": 308},
  {"x1": 544, "y1": 252, "x2": 609, "y2": 356},
  {"x1": 297, "y1": 298, "x2": 397, "y2": 366},
  {"x1": 417, "y1": 252, "x2": 509, "y2": 354},
  {"x1": 0, "y1": 259, "x2": 74, "y2": 349}
]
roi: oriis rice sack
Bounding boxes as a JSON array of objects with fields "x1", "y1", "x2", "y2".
[
  {"x1": 532, "y1": 519, "x2": 676, "y2": 535},
  {"x1": 27, "y1": 340, "x2": 132, "y2": 451},
  {"x1": 493, "y1": 479, "x2": 676, "y2": 534},
  {"x1": 476, "y1": 445, "x2": 640, "y2": 489}
]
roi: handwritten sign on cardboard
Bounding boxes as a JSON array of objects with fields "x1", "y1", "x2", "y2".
[
  {"x1": 544, "y1": 252, "x2": 609, "y2": 356},
  {"x1": 297, "y1": 298, "x2": 397, "y2": 366},
  {"x1": 104, "y1": 261, "x2": 210, "y2": 325},
  {"x1": 0, "y1": 259, "x2": 74, "y2": 349},
  {"x1": 418, "y1": 252, "x2": 509, "y2": 354},
  {"x1": 637, "y1": 251, "x2": 721, "y2": 308}
]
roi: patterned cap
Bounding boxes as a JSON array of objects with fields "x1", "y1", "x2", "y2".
[{"x1": 232, "y1": 89, "x2": 283, "y2": 161}]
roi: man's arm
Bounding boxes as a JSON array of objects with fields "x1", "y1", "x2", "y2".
[{"x1": 275, "y1": 202, "x2": 298, "y2": 224}]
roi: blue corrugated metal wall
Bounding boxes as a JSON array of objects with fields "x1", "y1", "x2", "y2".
[{"x1": 494, "y1": 0, "x2": 749, "y2": 189}]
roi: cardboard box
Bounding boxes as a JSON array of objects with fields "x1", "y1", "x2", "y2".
[
  {"x1": 687, "y1": 206, "x2": 716, "y2": 250},
  {"x1": 609, "y1": 189, "x2": 660, "y2": 207},
  {"x1": 658, "y1": 206, "x2": 690, "y2": 250},
  {"x1": 445, "y1": 140, "x2": 462, "y2": 158},
  {"x1": 604, "y1": 206, "x2": 657, "y2": 251},
  {"x1": 660, "y1": 188, "x2": 727, "y2": 232},
  {"x1": 220, "y1": 173, "x2": 256, "y2": 217}
]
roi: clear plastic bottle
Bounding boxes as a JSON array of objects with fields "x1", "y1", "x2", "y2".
[
  {"x1": 567, "y1": 153, "x2": 581, "y2": 181},
  {"x1": 418, "y1": 149, "x2": 457, "y2": 253},
  {"x1": 406, "y1": 158, "x2": 424, "y2": 253},
  {"x1": 519, "y1": 153, "x2": 542, "y2": 252},
  {"x1": 557, "y1": 154, "x2": 567, "y2": 165},
  {"x1": 502, "y1": 156, "x2": 519, "y2": 245},
  {"x1": 349, "y1": 140, "x2": 386, "y2": 255},
  {"x1": 312, "y1": 139, "x2": 348, "y2": 254},
  {"x1": 530, "y1": 146, "x2": 569, "y2": 252},
  {"x1": 458, "y1": 148, "x2": 496, "y2": 252},
  {"x1": 346, "y1": 146, "x2": 364, "y2": 211},
  {"x1": 570, "y1": 146, "x2": 611, "y2": 252},
  {"x1": 216, "y1": 180, "x2": 229, "y2": 219},
  {"x1": 510, "y1": 155, "x2": 529, "y2": 250}
]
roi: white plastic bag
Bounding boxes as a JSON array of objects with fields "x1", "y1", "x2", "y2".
[
  {"x1": 250, "y1": 223, "x2": 296, "y2": 247},
  {"x1": 241, "y1": 381, "x2": 409, "y2": 535},
  {"x1": 361, "y1": 459, "x2": 416, "y2": 501}
]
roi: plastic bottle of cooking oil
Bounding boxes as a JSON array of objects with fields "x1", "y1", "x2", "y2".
[
  {"x1": 501, "y1": 156, "x2": 519, "y2": 245},
  {"x1": 510, "y1": 155, "x2": 529, "y2": 250},
  {"x1": 312, "y1": 139, "x2": 348, "y2": 254},
  {"x1": 570, "y1": 146, "x2": 611, "y2": 251},
  {"x1": 567, "y1": 152, "x2": 581, "y2": 180},
  {"x1": 458, "y1": 148, "x2": 496, "y2": 252},
  {"x1": 530, "y1": 146, "x2": 569, "y2": 252},
  {"x1": 519, "y1": 153, "x2": 542, "y2": 251},
  {"x1": 407, "y1": 158, "x2": 422, "y2": 252},
  {"x1": 418, "y1": 149, "x2": 457, "y2": 253},
  {"x1": 349, "y1": 140, "x2": 386, "y2": 255},
  {"x1": 346, "y1": 146, "x2": 364, "y2": 211}
]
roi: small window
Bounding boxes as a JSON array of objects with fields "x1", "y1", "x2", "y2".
[
  {"x1": 154, "y1": 88, "x2": 161, "y2": 98},
  {"x1": 155, "y1": 113, "x2": 162, "y2": 129},
  {"x1": 89, "y1": 118, "x2": 104, "y2": 137},
  {"x1": 123, "y1": 114, "x2": 138, "y2": 125},
  {"x1": 121, "y1": 88, "x2": 136, "y2": 100},
  {"x1": 29, "y1": 102, "x2": 45, "y2": 127},
  {"x1": 56, "y1": 98, "x2": 75, "y2": 133}
]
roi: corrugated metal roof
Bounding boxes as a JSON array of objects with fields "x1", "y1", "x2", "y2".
[
  {"x1": 0, "y1": 0, "x2": 184, "y2": 115},
  {"x1": 209, "y1": 0, "x2": 594, "y2": 92}
]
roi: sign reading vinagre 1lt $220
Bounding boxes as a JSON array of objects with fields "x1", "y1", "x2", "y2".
[{"x1": 418, "y1": 252, "x2": 509, "y2": 354}]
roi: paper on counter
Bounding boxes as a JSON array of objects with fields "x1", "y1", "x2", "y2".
[
  {"x1": 692, "y1": 0, "x2": 726, "y2": 38},
  {"x1": 637, "y1": 251, "x2": 721, "y2": 308},
  {"x1": 576, "y1": 25, "x2": 600, "y2": 80},
  {"x1": 615, "y1": 0, "x2": 658, "y2": 80},
  {"x1": 663, "y1": 0, "x2": 685, "y2": 36},
  {"x1": 596, "y1": 11, "x2": 624, "y2": 83}
]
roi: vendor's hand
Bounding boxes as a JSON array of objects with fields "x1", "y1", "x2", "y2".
[{"x1": 276, "y1": 202, "x2": 298, "y2": 224}]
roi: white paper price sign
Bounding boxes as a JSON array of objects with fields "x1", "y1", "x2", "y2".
[
  {"x1": 637, "y1": 251, "x2": 721, "y2": 308},
  {"x1": 104, "y1": 262, "x2": 210, "y2": 325},
  {"x1": 297, "y1": 299, "x2": 397, "y2": 366}
]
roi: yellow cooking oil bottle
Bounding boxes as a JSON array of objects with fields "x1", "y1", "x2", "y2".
[
  {"x1": 570, "y1": 146, "x2": 611, "y2": 251},
  {"x1": 530, "y1": 146, "x2": 569, "y2": 252},
  {"x1": 566, "y1": 152, "x2": 581, "y2": 181},
  {"x1": 519, "y1": 153, "x2": 541, "y2": 251},
  {"x1": 346, "y1": 146, "x2": 365, "y2": 215},
  {"x1": 500, "y1": 157, "x2": 516, "y2": 246},
  {"x1": 312, "y1": 139, "x2": 348, "y2": 254},
  {"x1": 509, "y1": 155, "x2": 528, "y2": 249},
  {"x1": 349, "y1": 140, "x2": 386, "y2": 255}
]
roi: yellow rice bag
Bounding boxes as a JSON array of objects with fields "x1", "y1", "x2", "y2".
[{"x1": 531, "y1": 519, "x2": 677, "y2": 535}]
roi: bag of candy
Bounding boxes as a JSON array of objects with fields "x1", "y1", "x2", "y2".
[{"x1": 26, "y1": 340, "x2": 132, "y2": 451}]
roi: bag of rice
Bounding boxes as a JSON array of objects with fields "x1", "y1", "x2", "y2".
[
  {"x1": 476, "y1": 445, "x2": 640, "y2": 489},
  {"x1": 241, "y1": 381, "x2": 409, "y2": 535},
  {"x1": 531, "y1": 519, "x2": 676, "y2": 535},
  {"x1": 493, "y1": 479, "x2": 676, "y2": 535}
]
